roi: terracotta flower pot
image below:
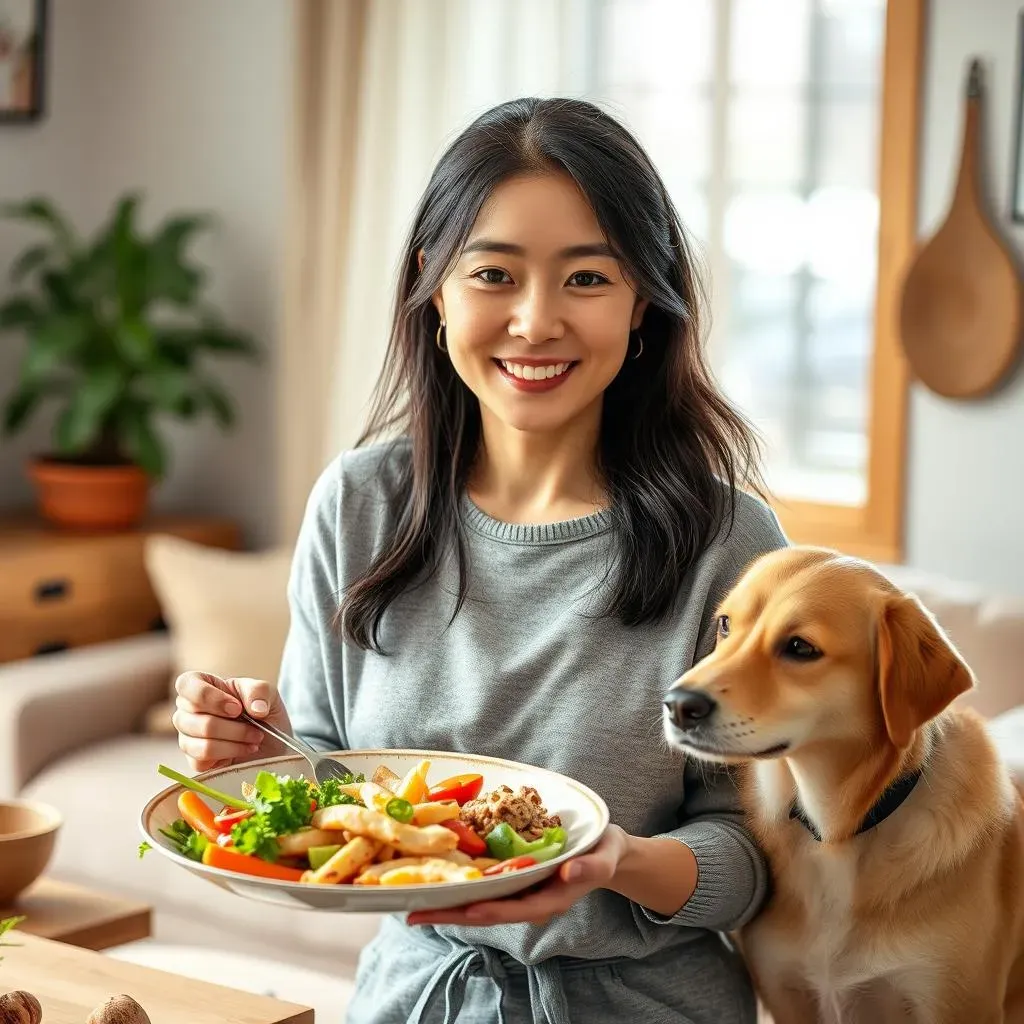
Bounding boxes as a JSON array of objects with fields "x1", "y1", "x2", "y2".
[{"x1": 27, "y1": 458, "x2": 152, "y2": 530}]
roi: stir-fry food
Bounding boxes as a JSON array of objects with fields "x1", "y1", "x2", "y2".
[{"x1": 143, "y1": 759, "x2": 568, "y2": 886}]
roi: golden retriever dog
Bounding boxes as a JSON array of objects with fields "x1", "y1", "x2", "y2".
[{"x1": 663, "y1": 546, "x2": 1024, "y2": 1024}]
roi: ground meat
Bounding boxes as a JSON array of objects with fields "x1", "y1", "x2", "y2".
[{"x1": 460, "y1": 784, "x2": 562, "y2": 841}]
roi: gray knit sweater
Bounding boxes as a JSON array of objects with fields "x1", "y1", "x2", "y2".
[{"x1": 278, "y1": 439, "x2": 787, "y2": 966}]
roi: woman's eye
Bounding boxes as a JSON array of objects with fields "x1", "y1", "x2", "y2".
[
  {"x1": 781, "y1": 636, "x2": 822, "y2": 661},
  {"x1": 717, "y1": 615, "x2": 730, "y2": 637},
  {"x1": 474, "y1": 268, "x2": 512, "y2": 285},
  {"x1": 567, "y1": 271, "x2": 609, "y2": 287}
]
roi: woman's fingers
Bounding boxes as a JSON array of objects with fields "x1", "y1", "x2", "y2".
[
  {"x1": 174, "y1": 671, "x2": 242, "y2": 716},
  {"x1": 171, "y1": 704, "x2": 264, "y2": 745},
  {"x1": 228, "y1": 677, "x2": 275, "y2": 717},
  {"x1": 177, "y1": 731, "x2": 258, "y2": 769}
]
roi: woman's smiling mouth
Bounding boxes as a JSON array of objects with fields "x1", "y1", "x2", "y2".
[{"x1": 494, "y1": 358, "x2": 578, "y2": 392}]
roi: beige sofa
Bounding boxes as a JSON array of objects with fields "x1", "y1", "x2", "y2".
[{"x1": 0, "y1": 564, "x2": 1022, "y2": 993}]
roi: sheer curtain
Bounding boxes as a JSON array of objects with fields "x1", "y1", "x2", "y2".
[{"x1": 277, "y1": 0, "x2": 595, "y2": 544}]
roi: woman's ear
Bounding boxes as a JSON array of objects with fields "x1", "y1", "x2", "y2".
[
  {"x1": 417, "y1": 249, "x2": 426, "y2": 273},
  {"x1": 631, "y1": 297, "x2": 650, "y2": 331},
  {"x1": 875, "y1": 594, "x2": 975, "y2": 750}
]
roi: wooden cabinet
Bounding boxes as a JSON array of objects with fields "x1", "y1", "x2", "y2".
[{"x1": 0, "y1": 513, "x2": 240, "y2": 663}]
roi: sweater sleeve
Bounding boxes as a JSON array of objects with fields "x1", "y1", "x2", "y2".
[
  {"x1": 277, "y1": 460, "x2": 346, "y2": 752},
  {"x1": 640, "y1": 492, "x2": 789, "y2": 932}
]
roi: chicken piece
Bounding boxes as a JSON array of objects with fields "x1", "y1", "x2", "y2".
[
  {"x1": 312, "y1": 804, "x2": 459, "y2": 856},
  {"x1": 304, "y1": 836, "x2": 381, "y2": 884}
]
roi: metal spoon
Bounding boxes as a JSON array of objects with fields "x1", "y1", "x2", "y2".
[{"x1": 238, "y1": 709, "x2": 356, "y2": 786}]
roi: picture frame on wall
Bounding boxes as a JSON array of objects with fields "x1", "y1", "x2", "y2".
[
  {"x1": 1012, "y1": 9, "x2": 1024, "y2": 221},
  {"x1": 0, "y1": 0, "x2": 46, "y2": 123}
]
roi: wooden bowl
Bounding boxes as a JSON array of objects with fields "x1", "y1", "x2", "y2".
[{"x1": 0, "y1": 800, "x2": 62, "y2": 904}]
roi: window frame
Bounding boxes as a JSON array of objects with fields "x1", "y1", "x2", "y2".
[{"x1": 767, "y1": 0, "x2": 925, "y2": 563}]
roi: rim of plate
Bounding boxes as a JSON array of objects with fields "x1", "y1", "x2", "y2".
[{"x1": 140, "y1": 748, "x2": 611, "y2": 890}]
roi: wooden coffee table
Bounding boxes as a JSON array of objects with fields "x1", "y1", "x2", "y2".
[
  {"x1": 1, "y1": 931, "x2": 314, "y2": 1024},
  {"x1": 0, "y1": 877, "x2": 151, "y2": 950}
]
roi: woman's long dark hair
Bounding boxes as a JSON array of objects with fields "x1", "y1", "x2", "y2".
[{"x1": 341, "y1": 96, "x2": 765, "y2": 652}]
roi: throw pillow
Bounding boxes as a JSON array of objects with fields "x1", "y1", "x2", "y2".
[{"x1": 143, "y1": 534, "x2": 294, "y2": 736}]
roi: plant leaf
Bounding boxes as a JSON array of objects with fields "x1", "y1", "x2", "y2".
[
  {"x1": 2, "y1": 384, "x2": 42, "y2": 435},
  {"x1": 41, "y1": 270, "x2": 78, "y2": 312},
  {"x1": 146, "y1": 214, "x2": 212, "y2": 305},
  {"x1": 147, "y1": 359, "x2": 196, "y2": 415},
  {"x1": 23, "y1": 314, "x2": 88, "y2": 379},
  {"x1": 201, "y1": 377, "x2": 235, "y2": 428},
  {"x1": 114, "y1": 317, "x2": 155, "y2": 366},
  {"x1": 118, "y1": 405, "x2": 167, "y2": 478},
  {"x1": 53, "y1": 366, "x2": 124, "y2": 454},
  {"x1": 10, "y1": 243, "x2": 51, "y2": 283},
  {"x1": 0, "y1": 296, "x2": 40, "y2": 330},
  {"x1": 0, "y1": 196, "x2": 78, "y2": 252},
  {"x1": 198, "y1": 328, "x2": 260, "y2": 358},
  {"x1": 106, "y1": 195, "x2": 147, "y2": 317}
]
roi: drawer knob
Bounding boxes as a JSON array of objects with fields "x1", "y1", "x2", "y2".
[
  {"x1": 33, "y1": 578, "x2": 70, "y2": 602},
  {"x1": 33, "y1": 641, "x2": 69, "y2": 656}
]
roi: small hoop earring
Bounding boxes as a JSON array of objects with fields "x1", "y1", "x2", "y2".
[
  {"x1": 436, "y1": 321, "x2": 447, "y2": 352},
  {"x1": 631, "y1": 332, "x2": 644, "y2": 360}
]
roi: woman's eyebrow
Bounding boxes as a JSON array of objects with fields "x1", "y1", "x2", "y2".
[{"x1": 461, "y1": 239, "x2": 617, "y2": 259}]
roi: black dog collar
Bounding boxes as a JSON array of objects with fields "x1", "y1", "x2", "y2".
[{"x1": 789, "y1": 769, "x2": 924, "y2": 842}]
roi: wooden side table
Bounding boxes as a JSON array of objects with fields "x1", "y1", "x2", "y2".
[
  {"x1": 1, "y1": 932, "x2": 314, "y2": 1024},
  {"x1": 0, "y1": 878, "x2": 151, "y2": 951},
  {"x1": 0, "y1": 513, "x2": 240, "y2": 663}
]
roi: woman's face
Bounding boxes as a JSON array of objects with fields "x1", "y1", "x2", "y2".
[{"x1": 434, "y1": 171, "x2": 648, "y2": 439}]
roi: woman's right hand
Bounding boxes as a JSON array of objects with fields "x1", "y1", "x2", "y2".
[{"x1": 172, "y1": 671, "x2": 294, "y2": 774}]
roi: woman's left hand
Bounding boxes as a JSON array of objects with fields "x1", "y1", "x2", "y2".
[{"x1": 406, "y1": 824, "x2": 631, "y2": 927}]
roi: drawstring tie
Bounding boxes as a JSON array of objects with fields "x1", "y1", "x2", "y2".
[{"x1": 408, "y1": 935, "x2": 571, "y2": 1024}]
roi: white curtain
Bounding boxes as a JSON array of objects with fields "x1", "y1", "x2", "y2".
[{"x1": 277, "y1": 0, "x2": 597, "y2": 544}]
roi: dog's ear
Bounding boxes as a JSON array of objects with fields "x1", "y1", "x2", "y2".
[{"x1": 876, "y1": 594, "x2": 975, "y2": 749}]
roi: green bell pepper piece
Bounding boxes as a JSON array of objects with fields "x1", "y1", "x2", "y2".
[{"x1": 485, "y1": 824, "x2": 567, "y2": 863}]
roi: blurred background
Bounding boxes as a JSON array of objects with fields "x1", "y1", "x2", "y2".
[{"x1": 1, "y1": 0, "x2": 1023, "y2": 594}]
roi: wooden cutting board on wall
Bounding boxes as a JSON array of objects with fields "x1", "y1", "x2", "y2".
[{"x1": 899, "y1": 58, "x2": 1023, "y2": 398}]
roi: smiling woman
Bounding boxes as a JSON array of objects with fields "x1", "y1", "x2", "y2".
[{"x1": 173, "y1": 96, "x2": 790, "y2": 1024}]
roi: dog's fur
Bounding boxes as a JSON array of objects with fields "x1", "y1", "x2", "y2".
[{"x1": 664, "y1": 546, "x2": 1024, "y2": 1024}]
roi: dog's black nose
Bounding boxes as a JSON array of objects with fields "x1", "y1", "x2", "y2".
[{"x1": 664, "y1": 688, "x2": 718, "y2": 730}]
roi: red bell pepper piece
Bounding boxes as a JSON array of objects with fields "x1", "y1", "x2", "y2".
[
  {"x1": 213, "y1": 807, "x2": 253, "y2": 834},
  {"x1": 440, "y1": 819, "x2": 488, "y2": 856},
  {"x1": 427, "y1": 773, "x2": 484, "y2": 806},
  {"x1": 483, "y1": 856, "x2": 537, "y2": 876}
]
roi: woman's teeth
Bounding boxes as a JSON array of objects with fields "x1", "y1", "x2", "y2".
[{"x1": 498, "y1": 360, "x2": 571, "y2": 380}]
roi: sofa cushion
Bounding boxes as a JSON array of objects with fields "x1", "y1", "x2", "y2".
[
  {"x1": 20, "y1": 734, "x2": 382, "y2": 972},
  {"x1": 143, "y1": 536, "x2": 294, "y2": 735}
]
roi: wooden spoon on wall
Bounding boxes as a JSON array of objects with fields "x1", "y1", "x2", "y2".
[{"x1": 899, "y1": 59, "x2": 1022, "y2": 398}]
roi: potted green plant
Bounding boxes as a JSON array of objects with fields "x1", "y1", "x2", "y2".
[{"x1": 0, "y1": 193, "x2": 259, "y2": 529}]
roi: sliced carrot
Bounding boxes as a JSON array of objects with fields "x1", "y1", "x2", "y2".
[
  {"x1": 201, "y1": 843, "x2": 305, "y2": 882},
  {"x1": 178, "y1": 791, "x2": 220, "y2": 842}
]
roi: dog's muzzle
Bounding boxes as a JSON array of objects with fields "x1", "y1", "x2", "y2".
[{"x1": 663, "y1": 687, "x2": 718, "y2": 732}]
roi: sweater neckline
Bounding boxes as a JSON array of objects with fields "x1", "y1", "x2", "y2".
[{"x1": 460, "y1": 494, "x2": 613, "y2": 545}]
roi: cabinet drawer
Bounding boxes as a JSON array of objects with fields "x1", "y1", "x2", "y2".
[
  {"x1": 0, "y1": 514, "x2": 240, "y2": 664},
  {"x1": 0, "y1": 601, "x2": 166, "y2": 662}
]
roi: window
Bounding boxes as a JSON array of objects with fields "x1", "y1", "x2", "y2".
[{"x1": 591, "y1": 0, "x2": 923, "y2": 561}]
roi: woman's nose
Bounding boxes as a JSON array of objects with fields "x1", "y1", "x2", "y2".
[{"x1": 509, "y1": 286, "x2": 565, "y2": 345}]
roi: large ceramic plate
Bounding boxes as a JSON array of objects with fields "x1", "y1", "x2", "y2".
[{"x1": 140, "y1": 749, "x2": 609, "y2": 912}]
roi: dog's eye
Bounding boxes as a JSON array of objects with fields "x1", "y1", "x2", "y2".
[
  {"x1": 781, "y1": 636, "x2": 821, "y2": 661},
  {"x1": 717, "y1": 615, "x2": 730, "y2": 637}
]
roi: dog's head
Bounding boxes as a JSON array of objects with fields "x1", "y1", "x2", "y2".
[{"x1": 663, "y1": 546, "x2": 976, "y2": 763}]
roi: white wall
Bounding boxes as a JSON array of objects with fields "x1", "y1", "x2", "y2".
[
  {"x1": 0, "y1": 0, "x2": 291, "y2": 547},
  {"x1": 906, "y1": 0, "x2": 1024, "y2": 595}
]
